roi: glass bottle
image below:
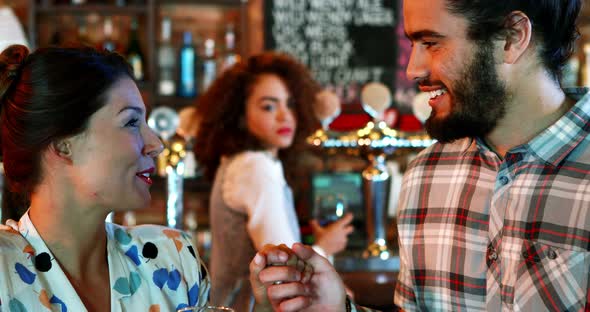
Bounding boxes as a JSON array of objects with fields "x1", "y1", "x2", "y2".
[
  {"x1": 583, "y1": 43, "x2": 590, "y2": 87},
  {"x1": 77, "y1": 19, "x2": 91, "y2": 46},
  {"x1": 178, "y1": 31, "x2": 197, "y2": 98},
  {"x1": 158, "y1": 17, "x2": 176, "y2": 96},
  {"x1": 201, "y1": 38, "x2": 217, "y2": 92},
  {"x1": 126, "y1": 17, "x2": 145, "y2": 81},
  {"x1": 101, "y1": 16, "x2": 116, "y2": 52},
  {"x1": 220, "y1": 23, "x2": 239, "y2": 71}
]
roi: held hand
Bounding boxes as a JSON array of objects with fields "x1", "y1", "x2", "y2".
[
  {"x1": 250, "y1": 244, "x2": 314, "y2": 311},
  {"x1": 311, "y1": 213, "x2": 354, "y2": 255},
  {"x1": 0, "y1": 219, "x2": 19, "y2": 233},
  {"x1": 261, "y1": 243, "x2": 347, "y2": 312}
]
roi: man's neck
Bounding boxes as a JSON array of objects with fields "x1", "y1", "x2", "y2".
[{"x1": 485, "y1": 71, "x2": 574, "y2": 158}]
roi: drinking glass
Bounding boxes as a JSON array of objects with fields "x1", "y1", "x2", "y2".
[
  {"x1": 313, "y1": 193, "x2": 348, "y2": 226},
  {"x1": 177, "y1": 306, "x2": 235, "y2": 312}
]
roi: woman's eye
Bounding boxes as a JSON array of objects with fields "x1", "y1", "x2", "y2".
[
  {"x1": 125, "y1": 118, "x2": 140, "y2": 127},
  {"x1": 262, "y1": 104, "x2": 275, "y2": 111}
]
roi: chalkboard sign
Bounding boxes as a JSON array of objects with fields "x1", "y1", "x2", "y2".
[{"x1": 264, "y1": 0, "x2": 398, "y2": 102}]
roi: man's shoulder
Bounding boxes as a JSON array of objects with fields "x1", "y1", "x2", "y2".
[{"x1": 408, "y1": 137, "x2": 474, "y2": 168}]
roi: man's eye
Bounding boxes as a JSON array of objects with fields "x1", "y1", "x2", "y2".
[{"x1": 423, "y1": 41, "x2": 437, "y2": 48}]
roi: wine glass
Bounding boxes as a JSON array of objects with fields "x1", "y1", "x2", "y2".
[
  {"x1": 313, "y1": 193, "x2": 348, "y2": 227},
  {"x1": 177, "y1": 306, "x2": 235, "y2": 312}
]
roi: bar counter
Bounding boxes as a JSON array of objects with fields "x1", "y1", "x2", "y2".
[{"x1": 335, "y1": 251, "x2": 400, "y2": 311}]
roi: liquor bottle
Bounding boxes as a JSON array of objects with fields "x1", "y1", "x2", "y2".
[
  {"x1": 49, "y1": 27, "x2": 63, "y2": 46},
  {"x1": 561, "y1": 55, "x2": 580, "y2": 87},
  {"x1": 101, "y1": 17, "x2": 116, "y2": 52},
  {"x1": 201, "y1": 38, "x2": 217, "y2": 91},
  {"x1": 178, "y1": 31, "x2": 197, "y2": 98},
  {"x1": 583, "y1": 43, "x2": 590, "y2": 87},
  {"x1": 220, "y1": 23, "x2": 239, "y2": 71},
  {"x1": 158, "y1": 17, "x2": 176, "y2": 96},
  {"x1": 126, "y1": 18, "x2": 145, "y2": 81},
  {"x1": 77, "y1": 20, "x2": 92, "y2": 46}
]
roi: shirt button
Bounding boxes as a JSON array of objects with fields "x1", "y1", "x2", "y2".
[
  {"x1": 547, "y1": 248, "x2": 557, "y2": 260},
  {"x1": 488, "y1": 249, "x2": 498, "y2": 261},
  {"x1": 499, "y1": 176, "x2": 509, "y2": 185}
]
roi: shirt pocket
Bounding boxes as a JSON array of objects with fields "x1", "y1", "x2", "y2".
[{"x1": 514, "y1": 239, "x2": 589, "y2": 312}]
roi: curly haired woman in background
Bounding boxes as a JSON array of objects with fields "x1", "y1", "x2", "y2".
[{"x1": 194, "y1": 52, "x2": 354, "y2": 311}]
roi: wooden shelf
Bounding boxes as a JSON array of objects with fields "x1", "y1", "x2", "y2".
[
  {"x1": 154, "y1": 95, "x2": 198, "y2": 109},
  {"x1": 28, "y1": 0, "x2": 248, "y2": 112},
  {"x1": 151, "y1": 175, "x2": 211, "y2": 192},
  {"x1": 158, "y1": 0, "x2": 245, "y2": 6},
  {"x1": 35, "y1": 4, "x2": 149, "y2": 15}
]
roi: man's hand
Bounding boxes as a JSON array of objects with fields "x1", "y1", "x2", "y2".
[
  {"x1": 250, "y1": 244, "x2": 313, "y2": 311},
  {"x1": 250, "y1": 243, "x2": 347, "y2": 312}
]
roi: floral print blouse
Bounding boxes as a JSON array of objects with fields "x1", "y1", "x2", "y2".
[{"x1": 0, "y1": 212, "x2": 210, "y2": 312}]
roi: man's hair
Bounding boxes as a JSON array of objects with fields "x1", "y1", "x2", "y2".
[{"x1": 446, "y1": 0, "x2": 582, "y2": 82}]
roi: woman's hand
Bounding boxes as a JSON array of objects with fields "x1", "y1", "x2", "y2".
[
  {"x1": 311, "y1": 213, "x2": 354, "y2": 256},
  {"x1": 250, "y1": 243, "x2": 347, "y2": 312},
  {"x1": 0, "y1": 219, "x2": 19, "y2": 232},
  {"x1": 250, "y1": 244, "x2": 313, "y2": 311}
]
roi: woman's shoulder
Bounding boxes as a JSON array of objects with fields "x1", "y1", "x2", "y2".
[
  {"x1": 224, "y1": 150, "x2": 283, "y2": 180},
  {"x1": 106, "y1": 222, "x2": 204, "y2": 272},
  {"x1": 107, "y1": 223, "x2": 193, "y2": 247},
  {"x1": 0, "y1": 228, "x2": 28, "y2": 255},
  {"x1": 221, "y1": 151, "x2": 285, "y2": 208},
  {"x1": 105, "y1": 223, "x2": 210, "y2": 307},
  {"x1": 227, "y1": 150, "x2": 279, "y2": 169}
]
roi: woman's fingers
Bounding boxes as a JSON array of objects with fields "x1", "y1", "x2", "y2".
[{"x1": 259, "y1": 265, "x2": 302, "y2": 285}]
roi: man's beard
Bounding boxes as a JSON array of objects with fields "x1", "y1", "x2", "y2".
[{"x1": 425, "y1": 41, "x2": 510, "y2": 143}]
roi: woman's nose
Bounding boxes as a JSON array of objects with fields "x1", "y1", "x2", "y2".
[
  {"x1": 143, "y1": 128, "x2": 164, "y2": 158},
  {"x1": 278, "y1": 104, "x2": 294, "y2": 122}
]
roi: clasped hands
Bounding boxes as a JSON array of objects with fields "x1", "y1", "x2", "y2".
[{"x1": 249, "y1": 243, "x2": 347, "y2": 312}]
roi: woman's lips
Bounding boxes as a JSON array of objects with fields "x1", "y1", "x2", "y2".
[
  {"x1": 277, "y1": 127, "x2": 293, "y2": 135},
  {"x1": 136, "y1": 167, "x2": 155, "y2": 185}
]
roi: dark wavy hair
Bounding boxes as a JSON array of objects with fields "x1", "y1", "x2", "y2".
[
  {"x1": 0, "y1": 45, "x2": 132, "y2": 198},
  {"x1": 446, "y1": 0, "x2": 582, "y2": 82},
  {"x1": 194, "y1": 52, "x2": 320, "y2": 182}
]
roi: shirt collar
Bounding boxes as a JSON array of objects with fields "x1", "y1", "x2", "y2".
[
  {"x1": 470, "y1": 88, "x2": 590, "y2": 166},
  {"x1": 17, "y1": 211, "x2": 89, "y2": 311},
  {"x1": 527, "y1": 88, "x2": 590, "y2": 166},
  {"x1": 18, "y1": 211, "x2": 130, "y2": 304}
]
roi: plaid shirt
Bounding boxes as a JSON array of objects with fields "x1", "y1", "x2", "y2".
[{"x1": 389, "y1": 90, "x2": 590, "y2": 311}]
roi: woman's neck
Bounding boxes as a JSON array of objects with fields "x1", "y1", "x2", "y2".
[{"x1": 28, "y1": 184, "x2": 109, "y2": 281}]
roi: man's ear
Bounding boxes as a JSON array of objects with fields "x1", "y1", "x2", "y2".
[{"x1": 502, "y1": 11, "x2": 533, "y2": 64}]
